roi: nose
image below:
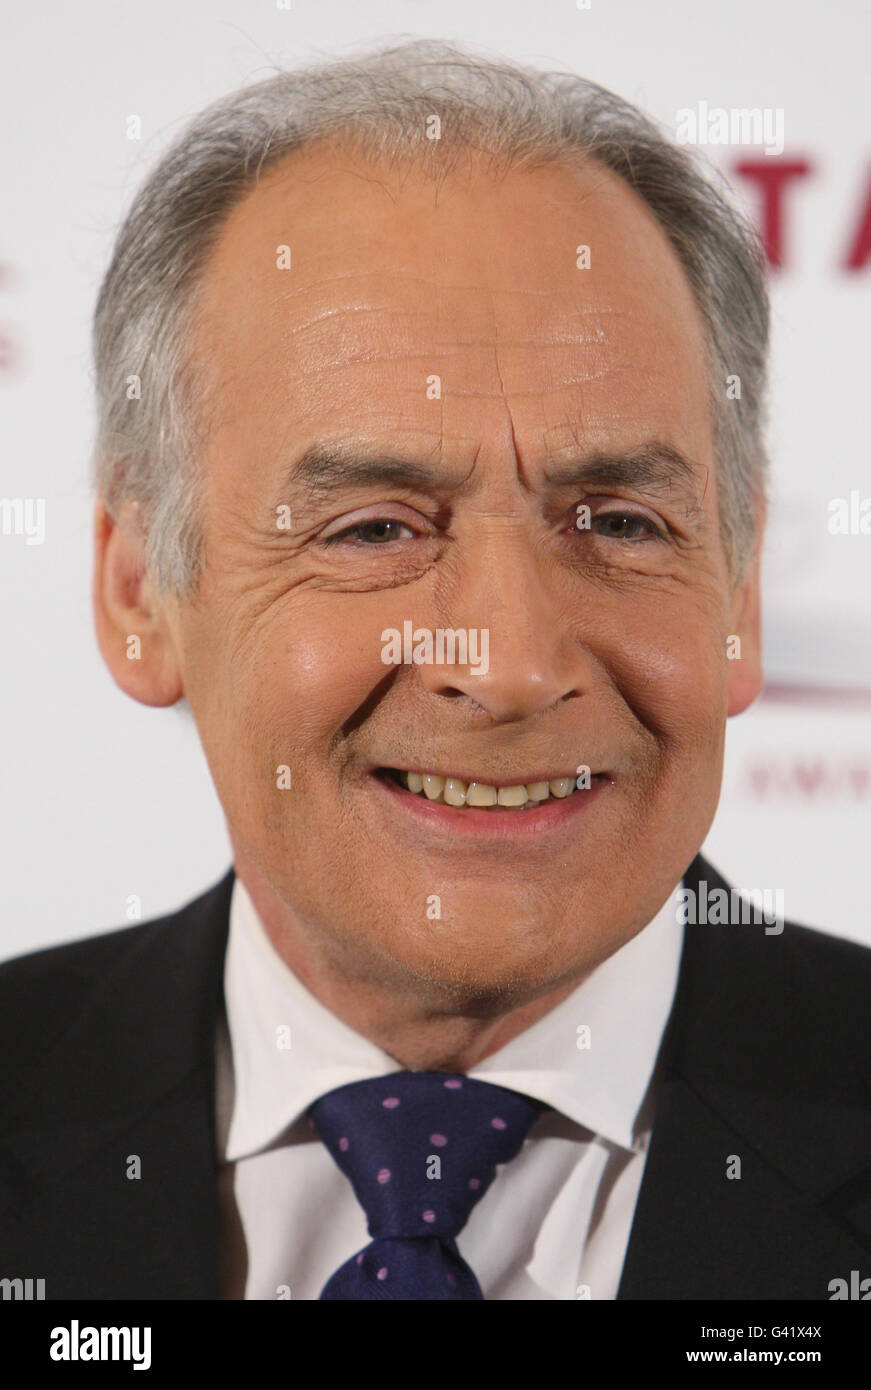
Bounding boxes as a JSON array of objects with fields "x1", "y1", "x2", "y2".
[{"x1": 416, "y1": 525, "x2": 593, "y2": 722}]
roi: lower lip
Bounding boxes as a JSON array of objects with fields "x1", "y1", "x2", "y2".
[{"x1": 368, "y1": 772, "x2": 610, "y2": 839}]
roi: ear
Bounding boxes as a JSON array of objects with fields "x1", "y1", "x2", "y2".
[
  {"x1": 92, "y1": 499, "x2": 184, "y2": 706},
  {"x1": 726, "y1": 499, "x2": 765, "y2": 717}
]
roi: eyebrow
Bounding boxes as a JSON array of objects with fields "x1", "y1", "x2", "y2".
[
  {"x1": 281, "y1": 443, "x2": 443, "y2": 504},
  {"x1": 544, "y1": 443, "x2": 704, "y2": 508},
  {"x1": 272, "y1": 439, "x2": 705, "y2": 513}
]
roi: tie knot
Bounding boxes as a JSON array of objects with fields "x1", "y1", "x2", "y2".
[{"x1": 309, "y1": 1071, "x2": 547, "y2": 1241}]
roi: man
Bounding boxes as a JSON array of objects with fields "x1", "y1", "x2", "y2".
[{"x1": 2, "y1": 39, "x2": 870, "y2": 1301}]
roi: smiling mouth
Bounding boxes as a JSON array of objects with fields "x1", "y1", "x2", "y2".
[{"x1": 376, "y1": 768, "x2": 609, "y2": 810}]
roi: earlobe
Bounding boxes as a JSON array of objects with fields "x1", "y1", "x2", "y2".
[{"x1": 92, "y1": 499, "x2": 184, "y2": 707}]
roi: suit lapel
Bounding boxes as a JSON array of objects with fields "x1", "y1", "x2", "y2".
[
  {"x1": 618, "y1": 1075, "x2": 871, "y2": 1298},
  {"x1": 618, "y1": 855, "x2": 871, "y2": 1298},
  {"x1": 0, "y1": 869, "x2": 235, "y2": 1299}
]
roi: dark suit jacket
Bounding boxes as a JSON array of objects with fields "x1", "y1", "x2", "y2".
[{"x1": 1, "y1": 855, "x2": 870, "y2": 1299}]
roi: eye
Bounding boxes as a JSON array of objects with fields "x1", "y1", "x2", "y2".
[
  {"x1": 584, "y1": 509, "x2": 666, "y2": 542},
  {"x1": 322, "y1": 517, "x2": 417, "y2": 546}
]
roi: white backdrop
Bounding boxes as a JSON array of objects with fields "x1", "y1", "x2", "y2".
[{"x1": 2, "y1": 0, "x2": 870, "y2": 958}]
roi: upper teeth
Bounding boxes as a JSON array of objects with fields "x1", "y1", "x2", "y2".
[{"x1": 397, "y1": 770, "x2": 586, "y2": 808}]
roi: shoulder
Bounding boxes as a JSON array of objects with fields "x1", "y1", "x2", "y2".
[
  {"x1": 677, "y1": 856, "x2": 871, "y2": 1089},
  {"x1": 683, "y1": 851, "x2": 871, "y2": 995},
  {"x1": 785, "y1": 918, "x2": 871, "y2": 1045},
  {"x1": 732, "y1": 905, "x2": 871, "y2": 1026},
  {"x1": 0, "y1": 870, "x2": 235, "y2": 1082}
]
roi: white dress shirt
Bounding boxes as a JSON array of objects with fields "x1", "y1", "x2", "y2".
[{"x1": 216, "y1": 877, "x2": 684, "y2": 1300}]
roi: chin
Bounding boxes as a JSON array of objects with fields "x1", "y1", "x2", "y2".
[{"x1": 394, "y1": 925, "x2": 586, "y2": 1009}]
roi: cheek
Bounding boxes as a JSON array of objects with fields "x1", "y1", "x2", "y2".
[
  {"x1": 229, "y1": 598, "x2": 398, "y2": 768},
  {"x1": 589, "y1": 587, "x2": 729, "y2": 749}
]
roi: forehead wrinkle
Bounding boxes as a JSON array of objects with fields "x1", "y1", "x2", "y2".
[
  {"x1": 409, "y1": 377, "x2": 631, "y2": 401},
  {"x1": 268, "y1": 351, "x2": 639, "y2": 378},
  {"x1": 266, "y1": 270, "x2": 632, "y2": 328},
  {"x1": 269, "y1": 307, "x2": 650, "y2": 385},
  {"x1": 272, "y1": 304, "x2": 642, "y2": 369},
  {"x1": 270, "y1": 271, "x2": 626, "y2": 299},
  {"x1": 272, "y1": 285, "x2": 628, "y2": 319},
  {"x1": 265, "y1": 304, "x2": 647, "y2": 382},
  {"x1": 253, "y1": 265, "x2": 649, "y2": 366}
]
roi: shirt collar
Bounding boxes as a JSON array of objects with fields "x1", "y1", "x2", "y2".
[{"x1": 223, "y1": 876, "x2": 684, "y2": 1163}]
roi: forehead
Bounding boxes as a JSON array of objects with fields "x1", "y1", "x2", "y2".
[{"x1": 191, "y1": 142, "x2": 712, "y2": 480}]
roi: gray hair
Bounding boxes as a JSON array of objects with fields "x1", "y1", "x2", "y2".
[{"x1": 91, "y1": 37, "x2": 769, "y2": 598}]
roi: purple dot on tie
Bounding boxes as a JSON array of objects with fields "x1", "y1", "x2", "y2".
[
  {"x1": 377, "y1": 1167, "x2": 391, "y2": 1184},
  {"x1": 446, "y1": 1273, "x2": 457, "y2": 1287},
  {"x1": 377, "y1": 1267, "x2": 388, "y2": 1281},
  {"x1": 429, "y1": 1133, "x2": 447, "y2": 1147},
  {"x1": 444, "y1": 1078, "x2": 463, "y2": 1089},
  {"x1": 468, "y1": 1177, "x2": 480, "y2": 1190},
  {"x1": 422, "y1": 1209, "x2": 436, "y2": 1223},
  {"x1": 382, "y1": 1097, "x2": 400, "y2": 1109},
  {"x1": 491, "y1": 1116, "x2": 507, "y2": 1130},
  {"x1": 356, "y1": 1253, "x2": 364, "y2": 1265},
  {"x1": 338, "y1": 1136, "x2": 349, "y2": 1152}
]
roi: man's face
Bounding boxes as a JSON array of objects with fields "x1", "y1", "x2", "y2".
[{"x1": 159, "y1": 146, "x2": 761, "y2": 1002}]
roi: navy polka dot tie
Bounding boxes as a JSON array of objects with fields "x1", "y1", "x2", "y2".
[{"x1": 309, "y1": 1071, "x2": 548, "y2": 1300}]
